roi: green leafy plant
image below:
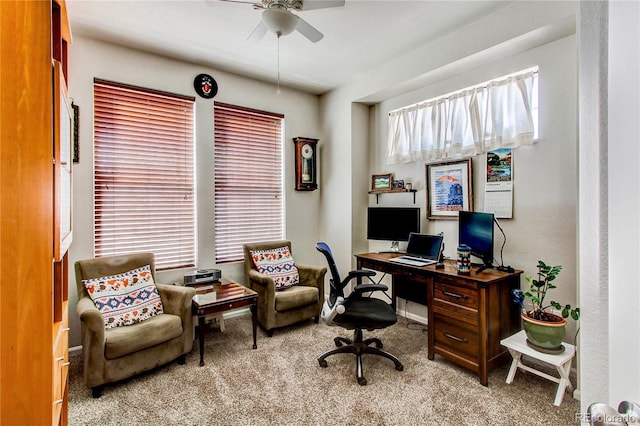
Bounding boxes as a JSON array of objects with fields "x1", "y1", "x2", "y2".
[{"x1": 512, "y1": 260, "x2": 580, "y2": 322}]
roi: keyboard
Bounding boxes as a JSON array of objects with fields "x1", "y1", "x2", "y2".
[{"x1": 389, "y1": 256, "x2": 437, "y2": 267}]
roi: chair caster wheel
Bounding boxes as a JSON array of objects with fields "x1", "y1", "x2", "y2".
[
  {"x1": 376, "y1": 342, "x2": 383, "y2": 349},
  {"x1": 357, "y1": 377, "x2": 367, "y2": 386},
  {"x1": 318, "y1": 359, "x2": 328, "y2": 368},
  {"x1": 334, "y1": 337, "x2": 343, "y2": 347},
  {"x1": 396, "y1": 364, "x2": 404, "y2": 372}
]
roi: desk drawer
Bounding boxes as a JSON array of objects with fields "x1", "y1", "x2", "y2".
[
  {"x1": 434, "y1": 314, "x2": 479, "y2": 361},
  {"x1": 433, "y1": 280, "x2": 478, "y2": 310}
]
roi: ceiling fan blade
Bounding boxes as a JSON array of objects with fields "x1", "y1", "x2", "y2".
[
  {"x1": 295, "y1": 16, "x2": 323, "y2": 42},
  {"x1": 212, "y1": 0, "x2": 262, "y2": 6},
  {"x1": 247, "y1": 20, "x2": 268, "y2": 42},
  {"x1": 299, "y1": 0, "x2": 345, "y2": 11}
]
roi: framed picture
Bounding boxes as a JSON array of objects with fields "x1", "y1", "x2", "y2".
[
  {"x1": 371, "y1": 173, "x2": 392, "y2": 191},
  {"x1": 72, "y1": 102, "x2": 79, "y2": 163},
  {"x1": 426, "y1": 159, "x2": 473, "y2": 219},
  {"x1": 391, "y1": 179, "x2": 405, "y2": 190}
]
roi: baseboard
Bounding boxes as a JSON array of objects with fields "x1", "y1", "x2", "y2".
[
  {"x1": 222, "y1": 307, "x2": 250, "y2": 319},
  {"x1": 398, "y1": 310, "x2": 427, "y2": 326},
  {"x1": 70, "y1": 345, "x2": 83, "y2": 357}
]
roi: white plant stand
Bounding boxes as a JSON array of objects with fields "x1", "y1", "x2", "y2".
[{"x1": 500, "y1": 330, "x2": 576, "y2": 406}]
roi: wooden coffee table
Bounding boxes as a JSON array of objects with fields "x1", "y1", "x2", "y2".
[{"x1": 191, "y1": 280, "x2": 258, "y2": 366}]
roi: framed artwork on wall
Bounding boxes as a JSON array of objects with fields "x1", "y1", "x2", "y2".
[
  {"x1": 426, "y1": 158, "x2": 473, "y2": 219},
  {"x1": 371, "y1": 173, "x2": 393, "y2": 191},
  {"x1": 72, "y1": 102, "x2": 79, "y2": 163}
]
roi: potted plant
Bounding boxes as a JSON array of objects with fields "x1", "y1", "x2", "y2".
[{"x1": 512, "y1": 260, "x2": 580, "y2": 353}]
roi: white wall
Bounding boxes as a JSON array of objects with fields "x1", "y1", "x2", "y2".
[
  {"x1": 608, "y1": 0, "x2": 640, "y2": 407},
  {"x1": 577, "y1": 0, "x2": 640, "y2": 414},
  {"x1": 67, "y1": 36, "x2": 323, "y2": 348},
  {"x1": 577, "y1": 0, "x2": 610, "y2": 411}
]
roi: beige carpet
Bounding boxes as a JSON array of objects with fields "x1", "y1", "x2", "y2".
[{"x1": 68, "y1": 314, "x2": 581, "y2": 425}]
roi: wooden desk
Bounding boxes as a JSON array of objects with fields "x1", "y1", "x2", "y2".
[{"x1": 355, "y1": 253, "x2": 522, "y2": 385}]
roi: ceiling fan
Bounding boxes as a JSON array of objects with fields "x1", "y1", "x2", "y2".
[{"x1": 218, "y1": 0, "x2": 345, "y2": 42}]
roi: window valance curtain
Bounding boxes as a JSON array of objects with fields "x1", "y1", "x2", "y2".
[{"x1": 387, "y1": 69, "x2": 537, "y2": 164}]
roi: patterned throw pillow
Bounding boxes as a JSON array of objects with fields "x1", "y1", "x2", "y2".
[
  {"x1": 250, "y1": 246, "x2": 300, "y2": 291},
  {"x1": 82, "y1": 265, "x2": 164, "y2": 329}
]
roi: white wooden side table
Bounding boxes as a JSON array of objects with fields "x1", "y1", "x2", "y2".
[{"x1": 500, "y1": 330, "x2": 576, "y2": 406}]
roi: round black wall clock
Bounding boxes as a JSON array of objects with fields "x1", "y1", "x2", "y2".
[{"x1": 193, "y1": 73, "x2": 218, "y2": 99}]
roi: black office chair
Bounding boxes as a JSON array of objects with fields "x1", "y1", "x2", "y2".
[{"x1": 315, "y1": 242, "x2": 403, "y2": 385}]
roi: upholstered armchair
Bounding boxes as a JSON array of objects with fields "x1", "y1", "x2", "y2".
[
  {"x1": 243, "y1": 240, "x2": 326, "y2": 336},
  {"x1": 75, "y1": 253, "x2": 195, "y2": 397}
]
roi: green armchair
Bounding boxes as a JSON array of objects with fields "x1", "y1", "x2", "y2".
[
  {"x1": 243, "y1": 240, "x2": 326, "y2": 336},
  {"x1": 75, "y1": 253, "x2": 195, "y2": 397}
]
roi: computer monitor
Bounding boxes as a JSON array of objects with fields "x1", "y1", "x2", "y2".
[
  {"x1": 367, "y1": 207, "x2": 420, "y2": 249},
  {"x1": 458, "y1": 211, "x2": 494, "y2": 272}
]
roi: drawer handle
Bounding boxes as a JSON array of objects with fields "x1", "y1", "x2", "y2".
[
  {"x1": 54, "y1": 399, "x2": 64, "y2": 404},
  {"x1": 56, "y1": 356, "x2": 65, "y2": 361},
  {"x1": 442, "y1": 331, "x2": 469, "y2": 344},
  {"x1": 442, "y1": 290, "x2": 468, "y2": 300}
]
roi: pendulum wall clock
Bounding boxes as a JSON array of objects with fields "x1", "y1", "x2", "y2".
[{"x1": 293, "y1": 137, "x2": 318, "y2": 191}]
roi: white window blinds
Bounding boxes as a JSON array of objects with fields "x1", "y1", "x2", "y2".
[
  {"x1": 213, "y1": 102, "x2": 284, "y2": 263},
  {"x1": 387, "y1": 69, "x2": 538, "y2": 164},
  {"x1": 93, "y1": 79, "x2": 196, "y2": 270}
]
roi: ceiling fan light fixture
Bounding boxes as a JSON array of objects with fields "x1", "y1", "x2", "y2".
[{"x1": 262, "y1": 8, "x2": 298, "y2": 37}]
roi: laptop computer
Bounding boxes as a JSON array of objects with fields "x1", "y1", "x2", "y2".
[{"x1": 389, "y1": 233, "x2": 443, "y2": 267}]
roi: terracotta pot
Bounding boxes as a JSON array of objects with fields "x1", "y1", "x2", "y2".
[{"x1": 521, "y1": 312, "x2": 566, "y2": 351}]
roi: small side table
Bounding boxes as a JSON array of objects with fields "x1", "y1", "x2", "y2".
[
  {"x1": 500, "y1": 330, "x2": 576, "y2": 406},
  {"x1": 192, "y1": 280, "x2": 258, "y2": 366}
]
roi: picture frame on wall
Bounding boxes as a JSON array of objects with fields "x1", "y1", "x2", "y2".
[
  {"x1": 426, "y1": 159, "x2": 473, "y2": 219},
  {"x1": 72, "y1": 102, "x2": 79, "y2": 163},
  {"x1": 371, "y1": 173, "x2": 393, "y2": 191}
]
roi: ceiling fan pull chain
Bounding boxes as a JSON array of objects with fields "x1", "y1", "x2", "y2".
[{"x1": 277, "y1": 35, "x2": 281, "y2": 95}]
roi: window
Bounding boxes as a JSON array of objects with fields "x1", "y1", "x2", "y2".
[
  {"x1": 213, "y1": 102, "x2": 284, "y2": 263},
  {"x1": 93, "y1": 79, "x2": 195, "y2": 270},
  {"x1": 387, "y1": 68, "x2": 538, "y2": 164}
]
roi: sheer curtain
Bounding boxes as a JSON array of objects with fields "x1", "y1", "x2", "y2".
[{"x1": 387, "y1": 69, "x2": 537, "y2": 164}]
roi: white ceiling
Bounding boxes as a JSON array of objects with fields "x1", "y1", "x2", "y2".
[{"x1": 67, "y1": 0, "x2": 517, "y2": 95}]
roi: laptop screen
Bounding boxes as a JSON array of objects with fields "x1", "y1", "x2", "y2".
[{"x1": 405, "y1": 233, "x2": 443, "y2": 259}]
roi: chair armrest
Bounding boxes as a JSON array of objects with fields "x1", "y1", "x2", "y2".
[
  {"x1": 247, "y1": 269, "x2": 276, "y2": 292},
  {"x1": 353, "y1": 283, "x2": 388, "y2": 294},
  {"x1": 77, "y1": 296, "x2": 107, "y2": 383},
  {"x1": 156, "y1": 284, "x2": 195, "y2": 354},
  {"x1": 76, "y1": 296, "x2": 105, "y2": 341},
  {"x1": 156, "y1": 283, "x2": 195, "y2": 316},
  {"x1": 296, "y1": 264, "x2": 327, "y2": 289},
  {"x1": 247, "y1": 270, "x2": 277, "y2": 315},
  {"x1": 344, "y1": 269, "x2": 376, "y2": 283}
]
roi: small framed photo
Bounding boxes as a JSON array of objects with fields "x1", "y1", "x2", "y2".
[
  {"x1": 391, "y1": 179, "x2": 405, "y2": 190},
  {"x1": 371, "y1": 173, "x2": 393, "y2": 191},
  {"x1": 72, "y1": 102, "x2": 79, "y2": 163},
  {"x1": 426, "y1": 158, "x2": 473, "y2": 219}
]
